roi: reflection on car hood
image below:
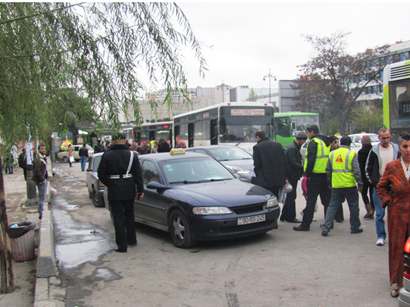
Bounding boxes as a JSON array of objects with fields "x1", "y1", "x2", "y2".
[
  {"x1": 219, "y1": 159, "x2": 254, "y2": 171},
  {"x1": 169, "y1": 179, "x2": 273, "y2": 207}
]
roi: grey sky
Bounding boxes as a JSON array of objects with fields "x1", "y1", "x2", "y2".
[{"x1": 176, "y1": 1, "x2": 410, "y2": 90}]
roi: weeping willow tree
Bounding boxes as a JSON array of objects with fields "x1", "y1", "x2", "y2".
[{"x1": 0, "y1": 2, "x2": 206, "y2": 293}]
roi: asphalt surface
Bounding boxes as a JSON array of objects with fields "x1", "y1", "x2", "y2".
[{"x1": 3, "y1": 158, "x2": 399, "y2": 307}]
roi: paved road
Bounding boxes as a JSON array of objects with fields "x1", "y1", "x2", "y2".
[{"x1": 51, "y1": 160, "x2": 395, "y2": 307}]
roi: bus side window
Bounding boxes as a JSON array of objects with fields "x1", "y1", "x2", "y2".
[{"x1": 276, "y1": 118, "x2": 290, "y2": 137}]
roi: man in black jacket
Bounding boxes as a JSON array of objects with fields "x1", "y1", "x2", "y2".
[
  {"x1": 253, "y1": 129, "x2": 288, "y2": 198},
  {"x1": 280, "y1": 132, "x2": 307, "y2": 223},
  {"x1": 98, "y1": 133, "x2": 144, "y2": 253}
]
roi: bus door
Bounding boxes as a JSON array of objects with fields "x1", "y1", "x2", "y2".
[
  {"x1": 188, "y1": 123, "x2": 194, "y2": 148},
  {"x1": 149, "y1": 131, "x2": 155, "y2": 143},
  {"x1": 135, "y1": 131, "x2": 141, "y2": 145},
  {"x1": 173, "y1": 125, "x2": 180, "y2": 148},
  {"x1": 211, "y1": 119, "x2": 218, "y2": 145}
]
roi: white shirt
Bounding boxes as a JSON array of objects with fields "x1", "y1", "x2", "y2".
[{"x1": 379, "y1": 144, "x2": 394, "y2": 176}]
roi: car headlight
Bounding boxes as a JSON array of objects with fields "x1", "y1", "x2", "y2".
[
  {"x1": 192, "y1": 207, "x2": 233, "y2": 215},
  {"x1": 225, "y1": 165, "x2": 251, "y2": 174},
  {"x1": 266, "y1": 197, "x2": 279, "y2": 208}
]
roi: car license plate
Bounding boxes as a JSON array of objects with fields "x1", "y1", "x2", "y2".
[{"x1": 237, "y1": 214, "x2": 266, "y2": 225}]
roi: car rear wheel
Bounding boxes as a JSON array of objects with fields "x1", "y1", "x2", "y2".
[
  {"x1": 91, "y1": 188, "x2": 104, "y2": 207},
  {"x1": 169, "y1": 210, "x2": 196, "y2": 248},
  {"x1": 63, "y1": 156, "x2": 69, "y2": 163}
]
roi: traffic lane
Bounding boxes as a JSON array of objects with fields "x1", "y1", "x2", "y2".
[
  {"x1": 52, "y1": 162, "x2": 392, "y2": 306},
  {"x1": 80, "y1": 218, "x2": 390, "y2": 307}
]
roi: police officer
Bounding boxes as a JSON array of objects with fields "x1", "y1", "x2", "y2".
[
  {"x1": 321, "y1": 136, "x2": 363, "y2": 236},
  {"x1": 294, "y1": 125, "x2": 331, "y2": 231},
  {"x1": 98, "y1": 133, "x2": 144, "y2": 253}
]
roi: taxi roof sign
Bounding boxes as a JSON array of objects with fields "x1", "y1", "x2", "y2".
[{"x1": 170, "y1": 148, "x2": 186, "y2": 155}]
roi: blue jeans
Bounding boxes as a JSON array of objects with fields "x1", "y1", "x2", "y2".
[
  {"x1": 36, "y1": 181, "x2": 47, "y2": 217},
  {"x1": 5, "y1": 165, "x2": 13, "y2": 174},
  {"x1": 80, "y1": 156, "x2": 87, "y2": 171},
  {"x1": 321, "y1": 187, "x2": 361, "y2": 232},
  {"x1": 372, "y1": 188, "x2": 386, "y2": 240}
]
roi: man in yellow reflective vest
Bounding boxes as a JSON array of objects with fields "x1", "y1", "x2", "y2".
[
  {"x1": 294, "y1": 125, "x2": 331, "y2": 231},
  {"x1": 321, "y1": 136, "x2": 363, "y2": 236}
]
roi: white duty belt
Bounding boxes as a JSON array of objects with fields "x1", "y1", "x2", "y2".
[{"x1": 108, "y1": 151, "x2": 134, "y2": 179}]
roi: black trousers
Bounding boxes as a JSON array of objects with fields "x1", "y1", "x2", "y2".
[
  {"x1": 302, "y1": 174, "x2": 331, "y2": 228},
  {"x1": 281, "y1": 178, "x2": 298, "y2": 221},
  {"x1": 110, "y1": 199, "x2": 137, "y2": 251}
]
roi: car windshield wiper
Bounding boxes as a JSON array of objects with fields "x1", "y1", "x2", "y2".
[
  {"x1": 209, "y1": 178, "x2": 230, "y2": 182},
  {"x1": 169, "y1": 180, "x2": 201, "y2": 184}
]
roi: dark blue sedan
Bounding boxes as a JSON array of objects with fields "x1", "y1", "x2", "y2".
[{"x1": 105, "y1": 150, "x2": 280, "y2": 248}]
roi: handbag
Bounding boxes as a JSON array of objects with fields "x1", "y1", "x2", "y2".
[{"x1": 69, "y1": 156, "x2": 75, "y2": 163}]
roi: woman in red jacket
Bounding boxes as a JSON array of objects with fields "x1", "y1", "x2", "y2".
[{"x1": 377, "y1": 131, "x2": 410, "y2": 298}]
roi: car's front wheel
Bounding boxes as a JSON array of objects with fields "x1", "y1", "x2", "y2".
[
  {"x1": 169, "y1": 210, "x2": 196, "y2": 248},
  {"x1": 91, "y1": 188, "x2": 104, "y2": 207},
  {"x1": 63, "y1": 156, "x2": 69, "y2": 163}
]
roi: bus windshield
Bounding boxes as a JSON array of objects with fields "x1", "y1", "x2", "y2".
[
  {"x1": 219, "y1": 116, "x2": 273, "y2": 143},
  {"x1": 290, "y1": 115, "x2": 320, "y2": 136},
  {"x1": 389, "y1": 80, "x2": 410, "y2": 129}
]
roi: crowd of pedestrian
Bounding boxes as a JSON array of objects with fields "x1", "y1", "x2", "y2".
[
  {"x1": 11, "y1": 127, "x2": 406, "y2": 298},
  {"x1": 249, "y1": 125, "x2": 406, "y2": 299}
]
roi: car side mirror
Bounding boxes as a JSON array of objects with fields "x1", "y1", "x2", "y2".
[{"x1": 146, "y1": 181, "x2": 169, "y2": 191}]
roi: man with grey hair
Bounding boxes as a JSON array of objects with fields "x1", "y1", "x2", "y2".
[
  {"x1": 321, "y1": 136, "x2": 363, "y2": 236},
  {"x1": 365, "y1": 128, "x2": 399, "y2": 246}
]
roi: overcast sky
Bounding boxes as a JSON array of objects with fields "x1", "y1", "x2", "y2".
[{"x1": 175, "y1": 1, "x2": 410, "y2": 90}]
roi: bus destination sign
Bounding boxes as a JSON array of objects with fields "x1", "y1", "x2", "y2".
[{"x1": 230, "y1": 109, "x2": 265, "y2": 116}]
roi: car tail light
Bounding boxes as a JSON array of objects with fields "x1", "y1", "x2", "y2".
[
  {"x1": 404, "y1": 237, "x2": 410, "y2": 279},
  {"x1": 98, "y1": 180, "x2": 104, "y2": 187}
]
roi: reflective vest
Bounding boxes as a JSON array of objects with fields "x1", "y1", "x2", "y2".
[
  {"x1": 304, "y1": 137, "x2": 330, "y2": 173},
  {"x1": 329, "y1": 147, "x2": 356, "y2": 188}
]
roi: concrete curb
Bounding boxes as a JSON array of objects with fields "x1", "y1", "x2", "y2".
[{"x1": 33, "y1": 165, "x2": 66, "y2": 307}]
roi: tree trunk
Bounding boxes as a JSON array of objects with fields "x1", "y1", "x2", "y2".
[{"x1": 0, "y1": 156, "x2": 15, "y2": 293}]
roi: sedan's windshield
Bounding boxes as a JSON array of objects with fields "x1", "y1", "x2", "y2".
[
  {"x1": 208, "y1": 147, "x2": 252, "y2": 161},
  {"x1": 160, "y1": 158, "x2": 235, "y2": 184}
]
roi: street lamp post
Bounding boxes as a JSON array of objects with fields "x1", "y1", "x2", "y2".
[{"x1": 263, "y1": 69, "x2": 276, "y2": 105}]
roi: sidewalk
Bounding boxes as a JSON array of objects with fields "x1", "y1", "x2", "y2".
[{"x1": 3, "y1": 163, "x2": 65, "y2": 307}]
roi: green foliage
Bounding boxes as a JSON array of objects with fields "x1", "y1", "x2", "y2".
[
  {"x1": 321, "y1": 117, "x2": 340, "y2": 136},
  {"x1": 351, "y1": 105, "x2": 383, "y2": 133},
  {"x1": 294, "y1": 31, "x2": 389, "y2": 134},
  {"x1": 0, "y1": 2, "x2": 206, "y2": 146}
]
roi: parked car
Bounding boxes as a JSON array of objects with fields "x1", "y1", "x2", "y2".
[
  {"x1": 348, "y1": 133, "x2": 379, "y2": 147},
  {"x1": 185, "y1": 145, "x2": 254, "y2": 175},
  {"x1": 86, "y1": 152, "x2": 105, "y2": 207},
  {"x1": 57, "y1": 144, "x2": 94, "y2": 163},
  {"x1": 103, "y1": 149, "x2": 280, "y2": 248}
]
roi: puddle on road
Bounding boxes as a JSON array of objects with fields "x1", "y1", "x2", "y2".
[
  {"x1": 53, "y1": 198, "x2": 113, "y2": 270},
  {"x1": 94, "y1": 267, "x2": 122, "y2": 281}
]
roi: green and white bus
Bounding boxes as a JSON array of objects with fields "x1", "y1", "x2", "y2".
[
  {"x1": 383, "y1": 60, "x2": 410, "y2": 142},
  {"x1": 173, "y1": 102, "x2": 275, "y2": 154},
  {"x1": 274, "y1": 112, "x2": 320, "y2": 148}
]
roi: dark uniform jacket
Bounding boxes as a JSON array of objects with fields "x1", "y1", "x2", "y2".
[
  {"x1": 253, "y1": 137, "x2": 288, "y2": 188},
  {"x1": 286, "y1": 140, "x2": 303, "y2": 181},
  {"x1": 98, "y1": 144, "x2": 144, "y2": 201}
]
